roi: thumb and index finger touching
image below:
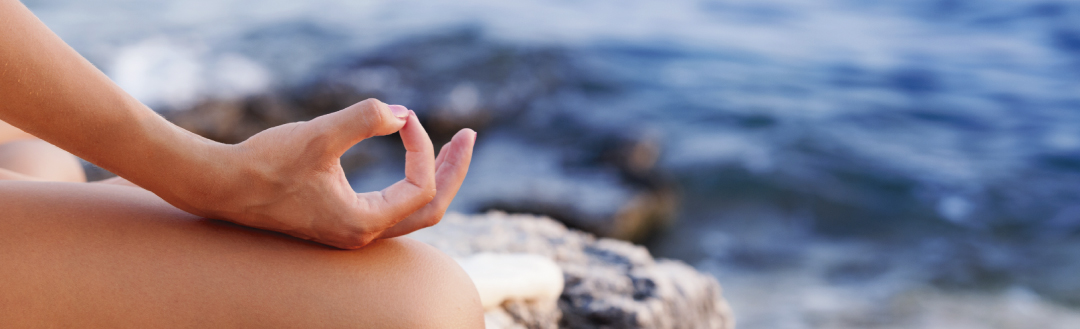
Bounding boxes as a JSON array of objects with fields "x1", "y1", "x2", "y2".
[
  {"x1": 309, "y1": 99, "x2": 441, "y2": 231},
  {"x1": 309, "y1": 98, "x2": 412, "y2": 158},
  {"x1": 375, "y1": 109, "x2": 438, "y2": 221}
]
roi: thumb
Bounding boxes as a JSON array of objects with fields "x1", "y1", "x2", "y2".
[{"x1": 308, "y1": 98, "x2": 410, "y2": 156}]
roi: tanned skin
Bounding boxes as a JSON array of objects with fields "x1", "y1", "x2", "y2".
[
  {"x1": 0, "y1": 0, "x2": 483, "y2": 327},
  {"x1": 0, "y1": 0, "x2": 476, "y2": 249}
]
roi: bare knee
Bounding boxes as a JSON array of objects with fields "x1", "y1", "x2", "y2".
[
  {"x1": 378, "y1": 237, "x2": 485, "y2": 329},
  {"x1": 333, "y1": 237, "x2": 485, "y2": 328},
  {"x1": 0, "y1": 182, "x2": 484, "y2": 328}
]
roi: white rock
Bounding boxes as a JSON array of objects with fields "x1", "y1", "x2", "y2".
[
  {"x1": 456, "y1": 253, "x2": 564, "y2": 310},
  {"x1": 410, "y1": 211, "x2": 734, "y2": 329}
]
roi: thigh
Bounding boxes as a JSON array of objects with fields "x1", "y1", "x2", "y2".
[
  {"x1": 0, "y1": 119, "x2": 33, "y2": 143},
  {"x1": 0, "y1": 181, "x2": 482, "y2": 328},
  {"x1": 0, "y1": 139, "x2": 86, "y2": 182}
]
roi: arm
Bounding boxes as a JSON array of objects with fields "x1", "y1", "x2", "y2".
[
  {"x1": 0, "y1": 0, "x2": 214, "y2": 194},
  {"x1": 0, "y1": 0, "x2": 474, "y2": 249}
]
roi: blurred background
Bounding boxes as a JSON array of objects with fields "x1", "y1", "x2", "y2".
[{"x1": 23, "y1": 0, "x2": 1080, "y2": 327}]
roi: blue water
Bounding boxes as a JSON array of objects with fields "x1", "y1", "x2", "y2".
[{"x1": 24, "y1": 0, "x2": 1080, "y2": 327}]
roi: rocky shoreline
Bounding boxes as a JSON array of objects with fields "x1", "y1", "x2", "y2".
[
  {"x1": 153, "y1": 31, "x2": 681, "y2": 243},
  {"x1": 408, "y1": 211, "x2": 734, "y2": 329}
]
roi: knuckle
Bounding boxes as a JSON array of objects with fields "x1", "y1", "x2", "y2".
[
  {"x1": 358, "y1": 98, "x2": 388, "y2": 131},
  {"x1": 357, "y1": 234, "x2": 378, "y2": 248},
  {"x1": 336, "y1": 242, "x2": 363, "y2": 250},
  {"x1": 357, "y1": 98, "x2": 380, "y2": 114},
  {"x1": 422, "y1": 187, "x2": 437, "y2": 203},
  {"x1": 335, "y1": 233, "x2": 373, "y2": 250},
  {"x1": 405, "y1": 179, "x2": 437, "y2": 203},
  {"x1": 330, "y1": 220, "x2": 375, "y2": 250},
  {"x1": 423, "y1": 211, "x2": 445, "y2": 228}
]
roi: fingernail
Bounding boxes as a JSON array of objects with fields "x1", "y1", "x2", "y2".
[{"x1": 388, "y1": 105, "x2": 409, "y2": 119}]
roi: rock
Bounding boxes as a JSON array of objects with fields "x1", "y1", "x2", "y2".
[
  {"x1": 153, "y1": 31, "x2": 679, "y2": 242},
  {"x1": 314, "y1": 32, "x2": 679, "y2": 242},
  {"x1": 408, "y1": 211, "x2": 734, "y2": 329},
  {"x1": 163, "y1": 94, "x2": 298, "y2": 144},
  {"x1": 484, "y1": 298, "x2": 564, "y2": 329},
  {"x1": 457, "y1": 253, "x2": 565, "y2": 310},
  {"x1": 303, "y1": 29, "x2": 575, "y2": 141}
]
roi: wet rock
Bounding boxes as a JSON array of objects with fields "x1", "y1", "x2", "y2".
[
  {"x1": 156, "y1": 32, "x2": 678, "y2": 242},
  {"x1": 163, "y1": 94, "x2": 298, "y2": 144},
  {"x1": 163, "y1": 93, "x2": 391, "y2": 172},
  {"x1": 302, "y1": 29, "x2": 575, "y2": 141},
  {"x1": 408, "y1": 211, "x2": 734, "y2": 329}
]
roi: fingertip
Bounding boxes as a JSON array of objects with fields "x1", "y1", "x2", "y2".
[
  {"x1": 353, "y1": 98, "x2": 406, "y2": 136},
  {"x1": 454, "y1": 128, "x2": 477, "y2": 143},
  {"x1": 401, "y1": 110, "x2": 418, "y2": 129},
  {"x1": 388, "y1": 104, "x2": 409, "y2": 119},
  {"x1": 362, "y1": 98, "x2": 406, "y2": 130},
  {"x1": 400, "y1": 110, "x2": 428, "y2": 138},
  {"x1": 465, "y1": 131, "x2": 477, "y2": 150},
  {"x1": 442, "y1": 129, "x2": 476, "y2": 167}
]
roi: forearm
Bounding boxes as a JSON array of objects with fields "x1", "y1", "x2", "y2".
[
  {"x1": 0, "y1": 1, "x2": 468, "y2": 246},
  {"x1": 0, "y1": 0, "x2": 222, "y2": 206}
]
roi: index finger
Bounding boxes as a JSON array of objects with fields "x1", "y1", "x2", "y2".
[{"x1": 361, "y1": 111, "x2": 437, "y2": 229}]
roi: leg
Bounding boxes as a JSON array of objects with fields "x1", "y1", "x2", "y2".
[
  {"x1": 0, "y1": 119, "x2": 86, "y2": 182},
  {"x1": 0, "y1": 139, "x2": 86, "y2": 182},
  {"x1": 0, "y1": 119, "x2": 33, "y2": 142},
  {"x1": 0, "y1": 181, "x2": 483, "y2": 328}
]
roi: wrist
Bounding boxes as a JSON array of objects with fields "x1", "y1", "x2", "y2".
[
  {"x1": 173, "y1": 139, "x2": 282, "y2": 225},
  {"x1": 138, "y1": 123, "x2": 237, "y2": 219}
]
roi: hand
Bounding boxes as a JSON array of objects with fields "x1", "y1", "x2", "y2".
[
  {"x1": 378, "y1": 127, "x2": 475, "y2": 239},
  {"x1": 165, "y1": 99, "x2": 474, "y2": 249}
]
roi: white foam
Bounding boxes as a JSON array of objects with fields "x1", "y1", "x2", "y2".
[
  {"x1": 110, "y1": 38, "x2": 204, "y2": 110},
  {"x1": 108, "y1": 38, "x2": 271, "y2": 111}
]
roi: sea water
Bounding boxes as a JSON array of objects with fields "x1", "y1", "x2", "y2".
[{"x1": 24, "y1": 0, "x2": 1080, "y2": 327}]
